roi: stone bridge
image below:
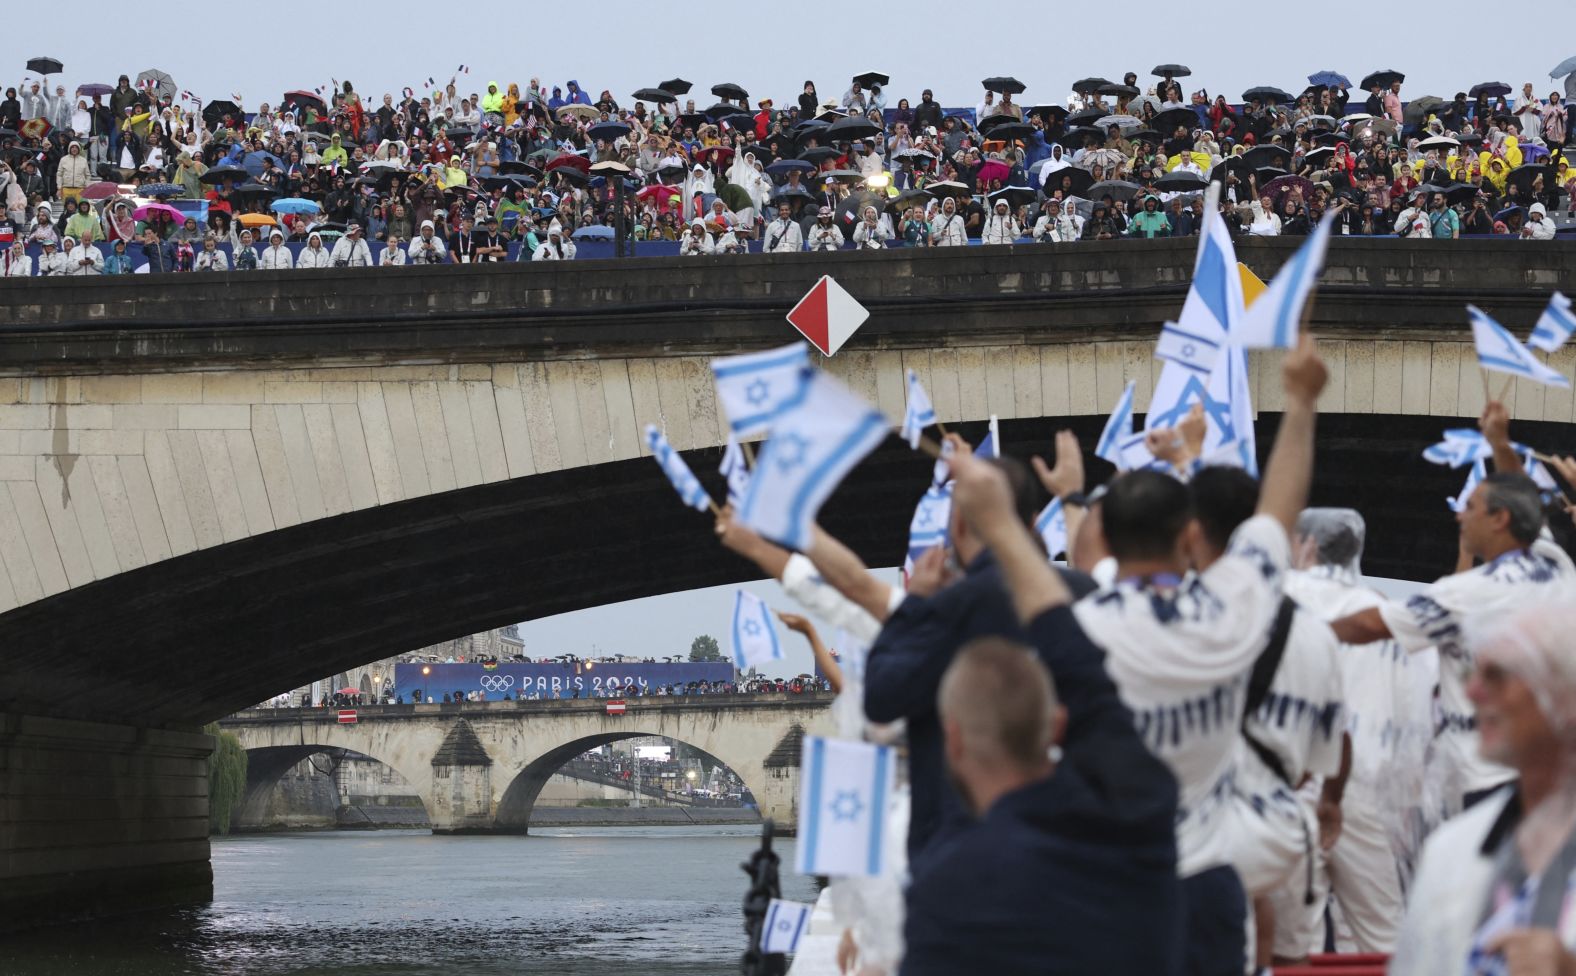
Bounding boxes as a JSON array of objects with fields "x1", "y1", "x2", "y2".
[
  {"x1": 2, "y1": 239, "x2": 1573, "y2": 930},
  {"x1": 223, "y1": 694, "x2": 833, "y2": 833}
]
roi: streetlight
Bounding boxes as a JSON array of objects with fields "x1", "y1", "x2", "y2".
[
  {"x1": 421, "y1": 665, "x2": 430, "y2": 703},
  {"x1": 372, "y1": 668, "x2": 383, "y2": 704}
]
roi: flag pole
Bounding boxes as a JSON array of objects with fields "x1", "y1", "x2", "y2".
[
  {"x1": 918, "y1": 436, "x2": 946, "y2": 461},
  {"x1": 1497, "y1": 375, "x2": 1515, "y2": 403},
  {"x1": 1480, "y1": 367, "x2": 1493, "y2": 405},
  {"x1": 935, "y1": 420, "x2": 949, "y2": 436},
  {"x1": 741, "y1": 440, "x2": 756, "y2": 468}
]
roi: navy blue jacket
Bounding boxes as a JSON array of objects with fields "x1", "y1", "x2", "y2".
[
  {"x1": 901, "y1": 606, "x2": 1182, "y2": 976},
  {"x1": 865, "y1": 552, "x2": 1094, "y2": 860},
  {"x1": 140, "y1": 238, "x2": 177, "y2": 273}
]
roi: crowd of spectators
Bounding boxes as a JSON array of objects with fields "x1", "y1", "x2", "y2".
[{"x1": 3, "y1": 64, "x2": 1573, "y2": 275}]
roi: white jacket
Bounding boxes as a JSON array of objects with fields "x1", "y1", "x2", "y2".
[
  {"x1": 1033, "y1": 213, "x2": 1083, "y2": 242},
  {"x1": 981, "y1": 212, "x2": 1020, "y2": 245},
  {"x1": 61, "y1": 247, "x2": 103, "y2": 275},
  {"x1": 379, "y1": 245, "x2": 407, "y2": 266},
  {"x1": 531, "y1": 239, "x2": 576, "y2": 260},
  {"x1": 329, "y1": 236, "x2": 372, "y2": 267},
  {"x1": 1524, "y1": 209, "x2": 1557, "y2": 240},
  {"x1": 930, "y1": 211, "x2": 967, "y2": 246},
  {"x1": 406, "y1": 236, "x2": 448, "y2": 264},
  {"x1": 852, "y1": 219, "x2": 892, "y2": 249},
  {"x1": 194, "y1": 248, "x2": 228, "y2": 272},
  {"x1": 806, "y1": 223, "x2": 844, "y2": 251},
  {"x1": 3, "y1": 253, "x2": 32, "y2": 277},
  {"x1": 679, "y1": 231, "x2": 714, "y2": 256},
  {"x1": 259, "y1": 244, "x2": 294, "y2": 270},
  {"x1": 296, "y1": 244, "x2": 332, "y2": 269},
  {"x1": 763, "y1": 217, "x2": 803, "y2": 253},
  {"x1": 36, "y1": 251, "x2": 68, "y2": 276}
]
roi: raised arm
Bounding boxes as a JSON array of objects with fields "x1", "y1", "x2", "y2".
[
  {"x1": 1257, "y1": 334, "x2": 1328, "y2": 537},
  {"x1": 777, "y1": 613, "x2": 842, "y2": 694},
  {"x1": 805, "y1": 525, "x2": 898, "y2": 622},
  {"x1": 1479, "y1": 400, "x2": 1522, "y2": 475},
  {"x1": 951, "y1": 451, "x2": 1072, "y2": 622}
]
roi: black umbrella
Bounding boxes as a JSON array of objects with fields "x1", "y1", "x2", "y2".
[
  {"x1": 26, "y1": 57, "x2": 63, "y2": 76},
  {"x1": 1253, "y1": 167, "x2": 1290, "y2": 184},
  {"x1": 1130, "y1": 129, "x2": 1163, "y2": 146},
  {"x1": 982, "y1": 76, "x2": 1027, "y2": 95},
  {"x1": 499, "y1": 160, "x2": 543, "y2": 176},
  {"x1": 1041, "y1": 168, "x2": 1094, "y2": 198},
  {"x1": 1302, "y1": 146, "x2": 1336, "y2": 168},
  {"x1": 1470, "y1": 81, "x2": 1512, "y2": 99},
  {"x1": 588, "y1": 121, "x2": 631, "y2": 143},
  {"x1": 1438, "y1": 182, "x2": 1481, "y2": 206},
  {"x1": 1242, "y1": 86, "x2": 1294, "y2": 104},
  {"x1": 1150, "y1": 108, "x2": 1200, "y2": 134},
  {"x1": 632, "y1": 88, "x2": 676, "y2": 104},
  {"x1": 711, "y1": 82, "x2": 748, "y2": 101},
  {"x1": 1099, "y1": 84, "x2": 1140, "y2": 98},
  {"x1": 1507, "y1": 164, "x2": 1556, "y2": 193},
  {"x1": 1359, "y1": 69, "x2": 1405, "y2": 91},
  {"x1": 1066, "y1": 108, "x2": 1110, "y2": 128},
  {"x1": 1055, "y1": 126, "x2": 1106, "y2": 149},
  {"x1": 836, "y1": 190, "x2": 885, "y2": 226},
  {"x1": 885, "y1": 187, "x2": 931, "y2": 213},
  {"x1": 1087, "y1": 179, "x2": 1142, "y2": 202},
  {"x1": 741, "y1": 143, "x2": 776, "y2": 164},
  {"x1": 1312, "y1": 131, "x2": 1348, "y2": 148},
  {"x1": 1242, "y1": 145, "x2": 1292, "y2": 170},
  {"x1": 983, "y1": 122, "x2": 1035, "y2": 142},
  {"x1": 675, "y1": 113, "x2": 706, "y2": 132},
  {"x1": 818, "y1": 169, "x2": 865, "y2": 184},
  {"x1": 200, "y1": 163, "x2": 250, "y2": 185},
  {"x1": 1152, "y1": 64, "x2": 1191, "y2": 77},
  {"x1": 798, "y1": 146, "x2": 840, "y2": 165},
  {"x1": 828, "y1": 115, "x2": 880, "y2": 141},
  {"x1": 988, "y1": 185, "x2": 1037, "y2": 209},
  {"x1": 1153, "y1": 171, "x2": 1209, "y2": 192},
  {"x1": 770, "y1": 185, "x2": 814, "y2": 203},
  {"x1": 1071, "y1": 77, "x2": 1113, "y2": 95},
  {"x1": 1404, "y1": 96, "x2": 1446, "y2": 126},
  {"x1": 852, "y1": 71, "x2": 890, "y2": 88},
  {"x1": 660, "y1": 78, "x2": 693, "y2": 96},
  {"x1": 925, "y1": 180, "x2": 974, "y2": 200},
  {"x1": 703, "y1": 101, "x2": 747, "y2": 121},
  {"x1": 203, "y1": 99, "x2": 242, "y2": 129},
  {"x1": 234, "y1": 181, "x2": 279, "y2": 198}
]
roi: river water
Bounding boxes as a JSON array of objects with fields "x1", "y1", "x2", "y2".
[{"x1": 4, "y1": 826, "x2": 819, "y2": 976}]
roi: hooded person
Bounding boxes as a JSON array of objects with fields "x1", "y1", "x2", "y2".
[
  {"x1": 1038, "y1": 144, "x2": 1071, "y2": 187},
  {"x1": 296, "y1": 230, "x2": 332, "y2": 269},
  {"x1": 532, "y1": 219, "x2": 575, "y2": 260},
  {"x1": 260, "y1": 228, "x2": 294, "y2": 269},
  {"x1": 55, "y1": 141, "x2": 90, "y2": 203},
  {"x1": 1523, "y1": 202, "x2": 1556, "y2": 240},
  {"x1": 321, "y1": 132, "x2": 349, "y2": 170},
  {"x1": 330, "y1": 222, "x2": 373, "y2": 266},
  {"x1": 678, "y1": 218, "x2": 714, "y2": 256},
  {"x1": 1127, "y1": 195, "x2": 1171, "y2": 238},
  {"x1": 682, "y1": 163, "x2": 715, "y2": 219},
  {"x1": 806, "y1": 204, "x2": 844, "y2": 251},
  {"x1": 762, "y1": 201, "x2": 804, "y2": 252},
  {"x1": 35, "y1": 238, "x2": 65, "y2": 276},
  {"x1": 3, "y1": 239, "x2": 32, "y2": 277},
  {"x1": 481, "y1": 81, "x2": 504, "y2": 115},
  {"x1": 1032, "y1": 197, "x2": 1083, "y2": 243},
  {"x1": 930, "y1": 195, "x2": 967, "y2": 246},
  {"x1": 407, "y1": 219, "x2": 448, "y2": 264},
  {"x1": 64, "y1": 199, "x2": 98, "y2": 245},
  {"x1": 233, "y1": 229, "x2": 258, "y2": 270},
  {"x1": 1391, "y1": 604, "x2": 1576, "y2": 976},
  {"x1": 852, "y1": 204, "x2": 893, "y2": 249},
  {"x1": 193, "y1": 232, "x2": 229, "y2": 272},
  {"x1": 981, "y1": 197, "x2": 1021, "y2": 245}
]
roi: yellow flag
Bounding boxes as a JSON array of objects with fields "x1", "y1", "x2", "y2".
[{"x1": 1238, "y1": 262, "x2": 1267, "y2": 309}]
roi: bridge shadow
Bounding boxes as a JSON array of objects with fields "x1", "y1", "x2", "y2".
[{"x1": 238, "y1": 745, "x2": 433, "y2": 830}]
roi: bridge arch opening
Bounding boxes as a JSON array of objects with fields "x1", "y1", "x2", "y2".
[
  {"x1": 494, "y1": 732, "x2": 765, "y2": 833},
  {"x1": 238, "y1": 745, "x2": 432, "y2": 831}
]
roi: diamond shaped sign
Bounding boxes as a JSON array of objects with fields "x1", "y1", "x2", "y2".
[{"x1": 786, "y1": 275, "x2": 869, "y2": 357}]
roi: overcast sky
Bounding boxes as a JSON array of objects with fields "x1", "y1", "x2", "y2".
[
  {"x1": 8, "y1": 3, "x2": 1498, "y2": 676},
  {"x1": 12, "y1": 3, "x2": 1574, "y2": 111}
]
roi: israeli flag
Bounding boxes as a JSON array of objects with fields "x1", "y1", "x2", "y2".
[
  {"x1": 1421, "y1": 428, "x2": 1526, "y2": 468},
  {"x1": 1469, "y1": 305, "x2": 1571, "y2": 389},
  {"x1": 906, "y1": 482, "x2": 953, "y2": 568},
  {"x1": 1095, "y1": 380, "x2": 1137, "y2": 466},
  {"x1": 720, "y1": 434, "x2": 751, "y2": 507},
  {"x1": 737, "y1": 368, "x2": 891, "y2": 550},
  {"x1": 1202, "y1": 344, "x2": 1258, "y2": 477},
  {"x1": 712, "y1": 342, "x2": 812, "y2": 437},
  {"x1": 1233, "y1": 211, "x2": 1337, "y2": 349},
  {"x1": 759, "y1": 898, "x2": 813, "y2": 955},
  {"x1": 795, "y1": 735, "x2": 896, "y2": 877},
  {"x1": 731, "y1": 589, "x2": 784, "y2": 670},
  {"x1": 901, "y1": 369, "x2": 937, "y2": 449},
  {"x1": 646, "y1": 425, "x2": 712, "y2": 511},
  {"x1": 1149, "y1": 187, "x2": 1242, "y2": 431},
  {"x1": 976, "y1": 416, "x2": 1001, "y2": 460},
  {"x1": 1035, "y1": 497, "x2": 1068, "y2": 559},
  {"x1": 1449, "y1": 459, "x2": 1486, "y2": 513},
  {"x1": 1154, "y1": 322, "x2": 1220, "y2": 376},
  {"x1": 1529, "y1": 292, "x2": 1575, "y2": 355}
]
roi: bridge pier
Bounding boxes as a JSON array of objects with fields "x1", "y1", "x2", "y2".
[{"x1": 0, "y1": 713, "x2": 213, "y2": 933}]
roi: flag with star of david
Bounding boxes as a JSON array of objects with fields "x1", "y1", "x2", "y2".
[
  {"x1": 905, "y1": 482, "x2": 953, "y2": 573},
  {"x1": 720, "y1": 434, "x2": 751, "y2": 506},
  {"x1": 900, "y1": 369, "x2": 936, "y2": 449},
  {"x1": 759, "y1": 898, "x2": 813, "y2": 954},
  {"x1": 737, "y1": 368, "x2": 891, "y2": 550},
  {"x1": 731, "y1": 589, "x2": 783, "y2": 670},
  {"x1": 711, "y1": 342, "x2": 811, "y2": 438},
  {"x1": 1469, "y1": 305, "x2": 1571, "y2": 389},
  {"x1": 794, "y1": 735, "x2": 896, "y2": 877},
  {"x1": 1201, "y1": 343, "x2": 1258, "y2": 477},
  {"x1": 1529, "y1": 292, "x2": 1574, "y2": 355},
  {"x1": 646, "y1": 425, "x2": 713, "y2": 511}
]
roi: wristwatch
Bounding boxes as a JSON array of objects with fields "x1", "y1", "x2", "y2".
[{"x1": 1060, "y1": 491, "x2": 1090, "y2": 508}]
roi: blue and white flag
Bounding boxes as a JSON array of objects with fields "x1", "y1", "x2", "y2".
[
  {"x1": 901, "y1": 369, "x2": 937, "y2": 449},
  {"x1": 1035, "y1": 497, "x2": 1068, "y2": 560},
  {"x1": 737, "y1": 368, "x2": 891, "y2": 550},
  {"x1": 1422, "y1": 428, "x2": 1516, "y2": 468},
  {"x1": 731, "y1": 589, "x2": 784, "y2": 671},
  {"x1": 795, "y1": 735, "x2": 896, "y2": 877},
  {"x1": 1154, "y1": 322, "x2": 1220, "y2": 376},
  {"x1": 1469, "y1": 305, "x2": 1571, "y2": 389},
  {"x1": 720, "y1": 434, "x2": 751, "y2": 507},
  {"x1": 646, "y1": 425, "x2": 712, "y2": 511},
  {"x1": 906, "y1": 482, "x2": 953, "y2": 570},
  {"x1": 1149, "y1": 186, "x2": 1242, "y2": 431},
  {"x1": 1529, "y1": 292, "x2": 1575, "y2": 354},
  {"x1": 760, "y1": 898, "x2": 813, "y2": 954},
  {"x1": 1201, "y1": 344, "x2": 1258, "y2": 477},
  {"x1": 712, "y1": 342, "x2": 812, "y2": 437},
  {"x1": 976, "y1": 415, "x2": 1001, "y2": 460},
  {"x1": 1095, "y1": 380, "x2": 1137, "y2": 465},
  {"x1": 832, "y1": 628, "x2": 870, "y2": 685},
  {"x1": 1449, "y1": 459, "x2": 1487, "y2": 513},
  {"x1": 1233, "y1": 211, "x2": 1337, "y2": 349}
]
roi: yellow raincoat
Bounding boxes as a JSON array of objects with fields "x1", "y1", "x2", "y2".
[{"x1": 502, "y1": 83, "x2": 521, "y2": 125}]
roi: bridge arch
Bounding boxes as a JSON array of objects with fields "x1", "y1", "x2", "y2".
[{"x1": 236, "y1": 744, "x2": 432, "y2": 831}]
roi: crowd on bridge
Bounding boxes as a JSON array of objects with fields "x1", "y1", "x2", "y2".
[
  {"x1": 265, "y1": 674, "x2": 832, "y2": 708},
  {"x1": 2, "y1": 58, "x2": 1575, "y2": 275}
]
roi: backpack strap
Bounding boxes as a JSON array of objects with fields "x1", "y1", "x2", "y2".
[{"x1": 1241, "y1": 596, "x2": 1298, "y2": 786}]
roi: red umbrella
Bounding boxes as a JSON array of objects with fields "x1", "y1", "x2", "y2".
[
  {"x1": 637, "y1": 185, "x2": 683, "y2": 210},
  {"x1": 132, "y1": 202, "x2": 184, "y2": 223},
  {"x1": 695, "y1": 145, "x2": 734, "y2": 165},
  {"x1": 81, "y1": 181, "x2": 122, "y2": 201},
  {"x1": 544, "y1": 152, "x2": 590, "y2": 175}
]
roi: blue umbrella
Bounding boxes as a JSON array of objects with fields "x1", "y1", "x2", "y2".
[
  {"x1": 1307, "y1": 71, "x2": 1351, "y2": 89},
  {"x1": 271, "y1": 197, "x2": 321, "y2": 215},
  {"x1": 139, "y1": 182, "x2": 184, "y2": 198},
  {"x1": 766, "y1": 159, "x2": 813, "y2": 177},
  {"x1": 572, "y1": 225, "x2": 614, "y2": 240},
  {"x1": 243, "y1": 150, "x2": 285, "y2": 178},
  {"x1": 1551, "y1": 56, "x2": 1576, "y2": 79}
]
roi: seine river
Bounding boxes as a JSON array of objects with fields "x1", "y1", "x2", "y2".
[{"x1": 4, "y1": 826, "x2": 820, "y2": 976}]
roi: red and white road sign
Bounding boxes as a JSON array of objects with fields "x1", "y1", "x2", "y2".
[
  {"x1": 786, "y1": 275, "x2": 869, "y2": 357},
  {"x1": 605, "y1": 700, "x2": 627, "y2": 716},
  {"x1": 337, "y1": 709, "x2": 357, "y2": 724}
]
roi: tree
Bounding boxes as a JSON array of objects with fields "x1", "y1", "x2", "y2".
[
  {"x1": 689, "y1": 634, "x2": 722, "y2": 662},
  {"x1": 205, "y1": 722, "x2": 249, "y2": 836}
]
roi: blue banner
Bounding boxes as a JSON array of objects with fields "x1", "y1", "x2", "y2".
[{"x1": 393, "y1": 661, "x2": 735, "y2": 701}]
